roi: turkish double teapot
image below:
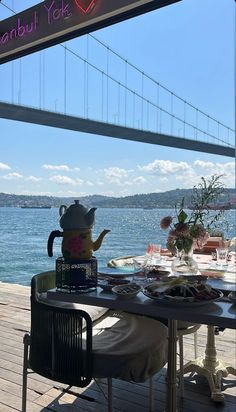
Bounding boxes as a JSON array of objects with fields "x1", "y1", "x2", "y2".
[{"x1": 47, "y1": 200, "x2": 110, "y2": 260}]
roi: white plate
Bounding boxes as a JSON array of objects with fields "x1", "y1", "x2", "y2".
[
  {"x1": 223, "y1": 273, "x2": 236, "y2": 284},
  {"x1": 142, "y1": 287, "x2": 223, "y2": 306},
  {"x1": 98, "y1": 267, "x2": 140, "y2": 278}
]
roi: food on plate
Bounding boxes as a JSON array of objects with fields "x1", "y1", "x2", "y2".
[
  {"x1": 143, "y1": 277, "x2": 221, "y2": 302},
  {"x1": 112, "y1": 283, "x2": 141, "y2": 298},
  {"x1": 113, "y1": 284, "x2": 140, "y2": 294},
  {"x1": 165, "y1": 283, "x2": 220, "y2": 301},
  {"x1": 145, "y1": 265, "x2": 170, "y2": 278}
]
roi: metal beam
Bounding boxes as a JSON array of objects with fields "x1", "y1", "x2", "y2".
[{"x1": 0, "y1": 102, "x2": 234, "y2": 157}]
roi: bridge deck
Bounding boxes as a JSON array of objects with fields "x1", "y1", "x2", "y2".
[{"x1": 0, "y1": 102, "x2": 234, "y2": 157}]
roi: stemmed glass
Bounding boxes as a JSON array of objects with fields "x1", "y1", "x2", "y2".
[
  {"x1": 146, "y1": 243, "x2": 162, "y2": 264},
  {"x1": 142, "y1": 243, "x2": 163, "y2": 283}
]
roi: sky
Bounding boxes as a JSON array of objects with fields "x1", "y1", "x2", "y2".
[{"x1": 0, "y1": 0, "x2": 235, "y2": 198}]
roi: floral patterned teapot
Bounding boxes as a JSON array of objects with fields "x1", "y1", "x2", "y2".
[{"x1": 47, "y1": 200, "x2": 110, "y2": 260}]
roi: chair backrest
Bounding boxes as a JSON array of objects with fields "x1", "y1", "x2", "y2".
[
  {"x1": 30, "y1": 273, "x2": 93, "y2": 387},
  {"x1": 31, "y1": 271, "x2": 56, "y2": 295}
]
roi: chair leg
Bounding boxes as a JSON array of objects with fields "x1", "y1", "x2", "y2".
[
  {"x1": 107, "y1": 377, "x2": 113, "y2": 412},
  {"x1": 22, "y1": 334, "x2": 30, "y2": 412},
  {"x1": 178, "y1": 335, "x2": 184, "y2": 399},
  {"x1": 194, "y1": 331, "x2": 198, "y2": 359},
  {"x1": 148, "y1": 377, "x2": 154, "y2": 412}
]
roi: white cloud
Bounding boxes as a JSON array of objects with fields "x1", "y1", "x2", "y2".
[
  {"x1": 2, "y1": 172, "x2": 23, "y2": 180},
  {"x1": 96, "y1": 180, "x2": 104, "y2": 186},
  {"x1": 42, "y1": 164, "x2": 70, "y2": 172},
  {"x1": 139, "y1": 160, "x2": 191, "y2": 175},
  {"x1": 193, "y1": 160, "x2": 235, "y2": 187},
  {"x1": 49, "y1": 175, "x2": 83, "y2": 185},
  {"x1": 175, "y1": 171, "x2": 200, "y2": 187},
  {"x1": 25, "y1": 176, "x2": 42, "y2": 182},
  {"x1": 0, "y1": 162, "x2": 11, "y2": 170},
  {"x1": 104, "y1": 167, "x2": 129, "y2": 184},
  {"x1": 133, "y1": 176, "x2": 146, "y2": 184},
  {"x1": 159, "y1": 177, "x2": 169, "y2": 183},
  {"x1": 42, "y1": 164, "x2": 81, "y2": 172},
  {"x1": 194, "y1": 160, "x2": 235, "y2": 175},
  {"x1": 86, "y1": 181, "x2": 94, "y2": 186},
  {"x1": 50, "y1": 175, "x2": 76, "y2": 185},
  {"x1": 194, "y1": 160, "x2": 215, "y2": 170}
]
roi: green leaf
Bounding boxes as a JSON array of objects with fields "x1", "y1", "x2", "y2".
[{"x1": 178, "y1": 210, "x2": 188, "y2": 223}]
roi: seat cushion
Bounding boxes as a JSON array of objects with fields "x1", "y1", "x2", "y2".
[
  {"x1": 91, "y1": 310, "x2": 168, "y2": 382},
  {"x1": 38, "y1": 292, "x2": 108, "y2": 324}
]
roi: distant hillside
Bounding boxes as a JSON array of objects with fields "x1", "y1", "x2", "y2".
[{"x1": 0, "y1": 188, "x2": 235, "y2": 209}]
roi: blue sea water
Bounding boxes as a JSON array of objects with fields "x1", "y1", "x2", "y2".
[{"x1": 0, "y1": 207, "x2": 235, "y2": 286}]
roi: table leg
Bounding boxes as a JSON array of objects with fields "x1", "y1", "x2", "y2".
[
  {"x1": 166, "y1": 319, "x2": 178, "y2": 412},
  {"x1": 180, "y1": 325, "x2": 236, "y2": 401}
]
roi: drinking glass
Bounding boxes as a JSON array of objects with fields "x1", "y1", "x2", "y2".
[
  {"x1": 132, "y1": 258, "x2": 147, "y2": 284},
  {"x1": 216, "y1": 247, "x2": 228, "y2": 266},
  {"x1": 151, "y1": 244, "x2": 162, "y2": 263}
]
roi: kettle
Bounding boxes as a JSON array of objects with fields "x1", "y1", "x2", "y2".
[{"x1": 47, "y1": 200, "x2": 110, "y2": 260}]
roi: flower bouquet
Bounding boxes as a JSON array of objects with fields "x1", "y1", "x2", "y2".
[{"x1": 160, "y1": 175, "x2": 228, "y2": 275}]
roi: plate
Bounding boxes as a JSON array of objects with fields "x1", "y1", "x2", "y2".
[
  {"x1": 112, "y1": 283, "x2": 141, "y2": 299},
  {"x1": 98, "y1": 266, "x2": 140, "y2": 278},
  {"x1": 200, "y1": 269, "x2": 225, "y2": 278},
  {"x1": 142, "y1": 283, "x2": 223, "y2": 306},
  {"x1": 98, "y1": 279, "x2": 130, "y2": 292},
  {"x1": 228, "y1": 291, "x2": 236, "y2": 304}
]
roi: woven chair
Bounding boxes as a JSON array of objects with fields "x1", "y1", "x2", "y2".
[
  {"x1": 22, "y1": 276, "x2": 92, "y2": 412},
  {"x1": 22, "y1": 272, "x2": 168, "y2": 412}
]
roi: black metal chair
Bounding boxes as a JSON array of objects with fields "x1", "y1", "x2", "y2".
[
  {"x1": 22, "y1": 272, "x2": 168, "y2": 412},
  {"x1": 22, "y1": 273, "x2": 93, "y2": 412}
]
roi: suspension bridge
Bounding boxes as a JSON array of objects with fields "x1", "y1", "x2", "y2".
[{"x1": 0, "y1": 32, "x2": 235, "y2": 157}]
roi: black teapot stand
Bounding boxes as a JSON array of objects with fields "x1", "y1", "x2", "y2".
[{"x1": 55, "y1": 256, "x2": 97, "y2": 293}]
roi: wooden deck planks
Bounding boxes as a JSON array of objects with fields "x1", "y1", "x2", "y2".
[{"x1": 0, "y1": 282, "x2": 235, "y2": 412}]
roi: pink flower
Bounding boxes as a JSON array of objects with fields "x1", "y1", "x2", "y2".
[
  {"x1": 169, "y1": 228, "x2": 177, "y2": 238},
  {"x1": 160, "y1": 216, "x2": 172, "y2": 229},
  {"x1": 175, "y1": 222, "x2": 190, "y2": 235}
]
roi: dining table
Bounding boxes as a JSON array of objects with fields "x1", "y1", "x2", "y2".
[{"x1": 47, "y1": 253, "x2": 236, "y2": 412}]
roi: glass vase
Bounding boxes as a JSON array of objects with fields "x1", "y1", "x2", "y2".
[{"x1": 171, "y1": 248, "x2": 198, "y2": 277}]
